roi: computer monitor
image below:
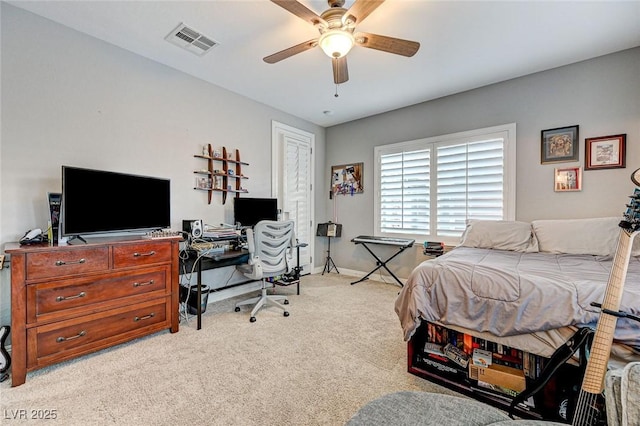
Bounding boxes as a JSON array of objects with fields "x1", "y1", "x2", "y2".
[{"x1": 233, "y1": 197, "x2": 278, "y2": 228}]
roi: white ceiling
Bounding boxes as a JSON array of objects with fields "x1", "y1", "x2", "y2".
[{"x1": 7, "y1": 0, "x2": 640, "y2": 127}]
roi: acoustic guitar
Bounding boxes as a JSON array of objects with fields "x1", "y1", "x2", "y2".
[{"x1": 571, "y1": 184, "x2": 640, "y2": 426}]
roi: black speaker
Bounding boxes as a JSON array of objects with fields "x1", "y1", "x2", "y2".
[{"x1": 316, "y1": 222, "x2": 342, "y2": 237}]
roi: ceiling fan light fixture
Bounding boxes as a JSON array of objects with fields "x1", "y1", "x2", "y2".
[{"x1": 319, "y1": 29, "x2": 354, "y2": 58}]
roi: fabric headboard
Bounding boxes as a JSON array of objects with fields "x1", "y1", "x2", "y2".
[{"x1": 458, "y1": 217, "x2": 640, "y2": 257}]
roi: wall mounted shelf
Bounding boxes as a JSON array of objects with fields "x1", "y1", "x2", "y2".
[{"x1": 194, "y1": 144, "x2": 248, "y2": 204}]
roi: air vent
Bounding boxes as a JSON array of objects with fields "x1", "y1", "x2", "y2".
[{"x1": 165, "y1": 23, "x2": 219, "y2": 56}]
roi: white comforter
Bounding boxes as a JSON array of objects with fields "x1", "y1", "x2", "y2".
[{"x1": 395, "y1": 247, "x2": 640, "y2": 350}]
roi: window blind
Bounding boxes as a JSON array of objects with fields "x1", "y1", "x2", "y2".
[
  {"x1": 436, "y1": 139, "x2": 504, "y2": 237},
  {"x1": 375, "y1": 124, "x2": 515, "y2": 244},
  {"x1": 380, "y1": 149, "x2": 430, "y2": 235}
]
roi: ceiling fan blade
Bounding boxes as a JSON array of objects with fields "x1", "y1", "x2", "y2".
[
  {"x1": 344, "y1": 0, "x2": 385, "y2": 25},
  {"x1": 332, "y1": 57, "x2": 349, "y2": 84},
  {"x1": 271, "y1": 0, "x2": 327, "y2": 27},
  {"x1": 355, "y1": 32, "x2": 420, "y2": 57},
  {"x1": 264, "y1": 39, "x2": 318, "y2": 64}
]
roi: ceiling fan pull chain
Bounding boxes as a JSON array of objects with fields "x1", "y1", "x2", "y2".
[{"x1": 335, "y1": 84, "x2": 339, "y2": 98}]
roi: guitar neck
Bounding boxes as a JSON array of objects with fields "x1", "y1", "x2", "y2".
[
  {"x1": 573, "y1": 187, "x2": 640, "y2": 426},
  {"x1": 572, "y1": 228, "x2": 637, "y2": 426},
  {"x1": 580, "y1": 228, "x2": 635, "y2": 394}
]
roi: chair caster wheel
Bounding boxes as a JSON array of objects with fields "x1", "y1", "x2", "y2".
[
  {"x1": 235, "y1": 307, "x2": 240, "y2": 312},
  {"x1": 283, "y1": 311, "x2": 289, "y2": 317},
  {"x1": 284, "y1": 299, "x2": 289, "y2": 305},
  {"x1": 250, "y1": 316, "x2": 256, "y2": 322}
]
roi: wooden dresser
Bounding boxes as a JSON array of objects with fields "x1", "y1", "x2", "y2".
[{"x1": 6, "y1": 237, "x2": 180, "y2": 386}]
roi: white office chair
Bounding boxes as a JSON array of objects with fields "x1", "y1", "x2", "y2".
[{"x1": 234, "y1": 220, "x2": 295, "y2": 322}]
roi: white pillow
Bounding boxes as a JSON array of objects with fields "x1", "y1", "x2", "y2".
[
  {"x1": 458, "y1": 220, "x2": 538, "y2": 252},
  {"x1": 532, "y1": 217, "x2": 620, "y2": 256}
]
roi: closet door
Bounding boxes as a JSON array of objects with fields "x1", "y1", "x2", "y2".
[{"x1": 272, "y1": 121, "x2": 314, "y2": 273}]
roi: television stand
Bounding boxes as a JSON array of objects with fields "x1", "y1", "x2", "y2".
[
  {"x1": 67, "y1": 235, "x2": 87, "y2": 244},
  {"x1": 6, "y1": 237, "x2": 181, "y2": 386}
]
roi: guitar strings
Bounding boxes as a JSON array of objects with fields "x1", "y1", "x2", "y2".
[
  {"x1": 573, "y1": 226, "x2": 638, "y2": 425},
  {"x1": 573, "y1": 230, "x2": 635, "y2": 425},
  {"x1": 572, "y1": 390, "x2": 599, "y2": 425}
]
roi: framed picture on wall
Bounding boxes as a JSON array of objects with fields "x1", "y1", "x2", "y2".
[
  {"x1": 554, "y1": 167, "x2": 582, "y2": 192},
  {"x1": 585, "y1": 134, "x2": 626, "y2": 170},
  {"x1": 331, "y1": 163, "x2": 363, "y2": 198},
  {"x1": 541, "y1": 125, "x2": 579, "y2": 164}
]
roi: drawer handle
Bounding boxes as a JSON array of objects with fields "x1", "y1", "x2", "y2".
[
  {"x1": 56, "y1": 330, "x2": 87, "y2": 343},
  {"x1": 134, "y1": 313, "x2": 155, "y2": 322},
  {"x1": 55, "y1": 258, "x2": 86, "y2": 266},
  {"x1": 133, "y1": 280, "x2": 155, "y2": 287},
  {"x1": 56, "y1": 291, "x2": 86, "y2": 302},
  {"x1": 133, "y1": 251, "x2": 156, "y2": 258}
]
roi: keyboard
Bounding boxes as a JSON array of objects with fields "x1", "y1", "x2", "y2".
[{"x1": 352, "y1": 235, "x2": 415, "y2": 247}]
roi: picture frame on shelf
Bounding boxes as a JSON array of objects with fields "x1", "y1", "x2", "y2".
[
  {"x1": 541, "y1": 125, "x2": 579, "y2": 164},
  {"x1": 585, "y1": 134, "x2": 626, "y2": 170},
  {"x1": 195, "y1": 177, "x2": 211, "y2": 190},
  {"x1": 554, "y1": 166, "x2": 582, "y2": 192},
  {"x1": 213, "y1": 176, "x2": 223, "y2": 189}
]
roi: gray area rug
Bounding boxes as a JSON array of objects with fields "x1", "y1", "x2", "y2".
[
  {"x1": 1, "y1": 273, "x2": 453, "y2": 425},
  {"x1": 346, "y1": 391, "x2": 511, "y2": 425},
  {"x1": 346, "y1": 391, "x2": 567, "y2": 426}
]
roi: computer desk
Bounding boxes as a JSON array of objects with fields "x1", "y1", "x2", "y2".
[
  {"x1": 182, "y1": 244, "x2": 304, "y2": 330},
  {"x1": 182, "y1": 248, "x2": 250, "y2": 330}
]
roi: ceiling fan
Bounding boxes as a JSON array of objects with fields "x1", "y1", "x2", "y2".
[{"x1": 264, "y1": 0, "x2": 420, "y2": 85}]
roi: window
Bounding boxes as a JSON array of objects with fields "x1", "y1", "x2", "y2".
[{"x1": 374, "y1": 124, "x2": 516, "y2": 245}]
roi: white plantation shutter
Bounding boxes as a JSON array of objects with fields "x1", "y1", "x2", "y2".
[
  {"x1": 375, "y1": 124, "x2": 515, "y2": 244},
  {"x1": 380, "y1": 149, "x2": 430, "y2": 235},
  {"x1": 436, "y1": 139, "x2": 504, "y2": 236},
  {"x1": 283, "y1": 137, "x2": 311, "y2": 266}
]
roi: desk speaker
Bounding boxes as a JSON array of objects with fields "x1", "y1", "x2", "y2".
[{"x1": 183, "y1": 219, "x2": 203, "y2": 238}]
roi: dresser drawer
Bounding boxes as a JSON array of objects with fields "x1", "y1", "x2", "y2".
[
  {"x1": 8, "y1": 237, "x2": 179, "y2": 387},
  {"x1": 112, "y1": 241, "x2": 172, "y2": 269},
  {"x1": 28, "y1": 298, "x2": 169, "y2": 363},
  {"x1": 27, "y1": 267, "x2": 170, "y2": 323},
  {"x1": 26, "y1": 247, "x2": 110, "y2": 280}
]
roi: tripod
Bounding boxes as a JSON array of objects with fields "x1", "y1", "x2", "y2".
[{"x1": 322, "y1": 235, "x2": 339, "y2": 275}]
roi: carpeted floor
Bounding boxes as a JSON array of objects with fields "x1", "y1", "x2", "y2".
[{"x1": 1, "y1": 273, "x2": 454, "y2": 425}]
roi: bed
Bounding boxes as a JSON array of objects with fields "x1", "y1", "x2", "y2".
[{"x1": 395, "y1": 217, "x2": 640, "y2": 365}]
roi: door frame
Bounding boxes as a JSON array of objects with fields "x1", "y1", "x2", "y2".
[{"x1": 271, "y1": 121, "x2": 315, "y2": 271}]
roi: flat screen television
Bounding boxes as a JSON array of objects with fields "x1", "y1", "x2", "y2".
[
  {"x1": 233, "y1": 197, "x2": 278, "y2": 228},
  {"x1": 61, "y1": 166, "x2": 171, "y2": 237}
]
